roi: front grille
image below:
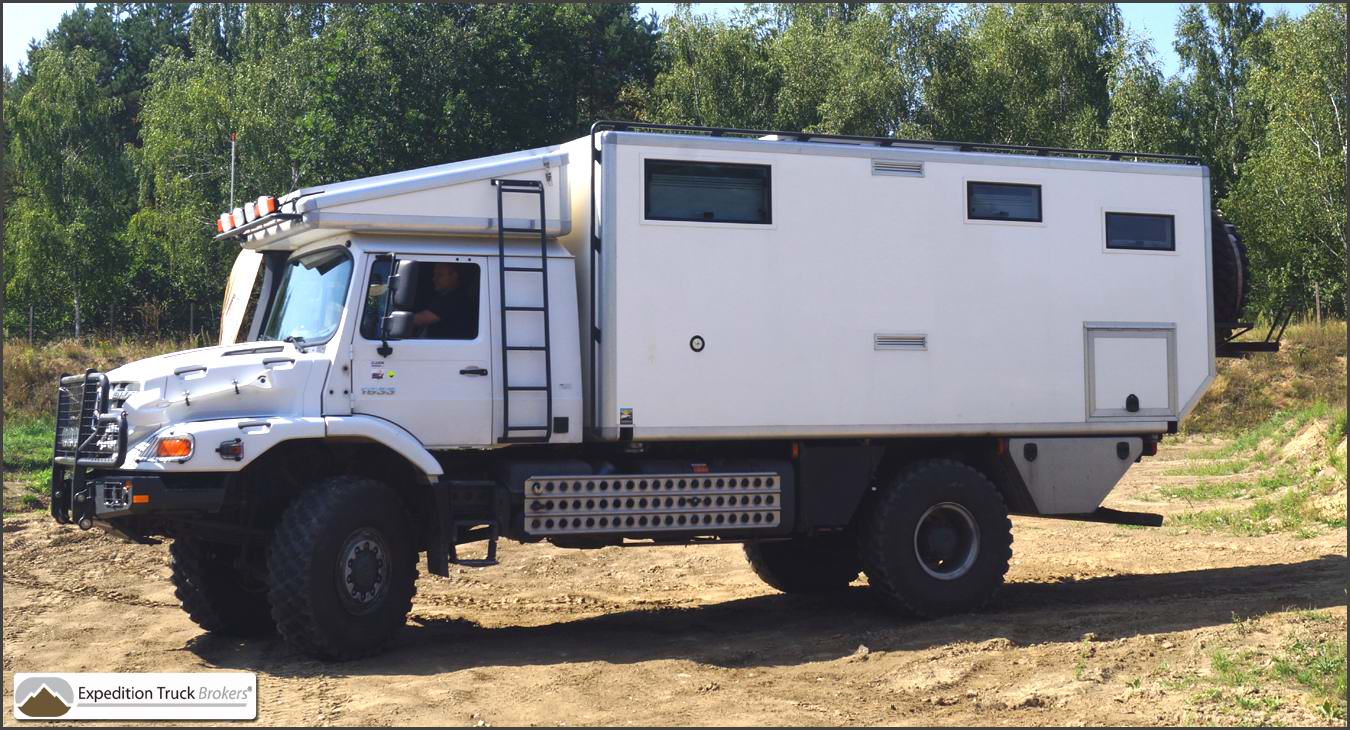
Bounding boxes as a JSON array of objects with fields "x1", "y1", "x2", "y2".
[{"x1": 53, "y1": 373, "x2": 125, "y2": 466}]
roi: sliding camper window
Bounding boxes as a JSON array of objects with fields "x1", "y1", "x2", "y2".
[
  {"x1": 1105, "y1": 212, "x2": 1175, "y2": 251},
  {"x1": 966, "y1": 181, "x2": 1042, "y2": 222},
  {"x1": 644, "y1": 159, "x2": 771, "y2": 224}
]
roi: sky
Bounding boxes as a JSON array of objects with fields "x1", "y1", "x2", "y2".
[{"x1": 4, "y1": 2, "x2": 1316, "y2": 79}]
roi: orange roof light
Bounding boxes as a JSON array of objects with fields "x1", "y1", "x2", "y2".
[
  {"x1": 218, "y1": 213, "x2": 232, "y2": 232},
  {"x1": 257, "y1": 195, "x2": 277, "y2": 216}
]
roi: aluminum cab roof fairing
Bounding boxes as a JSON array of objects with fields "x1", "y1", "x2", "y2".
[{"x1": 243, "y1": 143, "x2": 571, "y2": 250}]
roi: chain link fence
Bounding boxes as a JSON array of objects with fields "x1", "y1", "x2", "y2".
[{"x1": 5, "y1": 299, "x2": 222, "y2": 345}]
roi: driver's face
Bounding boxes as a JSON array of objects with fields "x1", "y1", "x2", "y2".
[{"x1": 432, "y1": 264, "x2": 459, "y2": 291}]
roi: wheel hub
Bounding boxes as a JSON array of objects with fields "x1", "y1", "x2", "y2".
[
  {"x1": 337, "y1": 529, "x2": 389, "y2": 612},
  {"x1": 913, "y1": 502, "x2": 980, "y2": 581}
]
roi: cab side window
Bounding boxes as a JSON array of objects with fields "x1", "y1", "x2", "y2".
[
  {"x1": 359, "y1": 260, "x2": 481, "y2": 341},
  {"x1": 413, "y1": 262, "x2": 481, "y2": 340}
]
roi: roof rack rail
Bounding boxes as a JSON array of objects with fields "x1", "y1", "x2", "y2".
[{"x1": 589, "y1": 120, "x2": 1202, "y2": 165}]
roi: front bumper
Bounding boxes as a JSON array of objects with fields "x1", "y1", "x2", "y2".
[{"x1": 65, "y1": 473, "x2": 228, "y2": 520}]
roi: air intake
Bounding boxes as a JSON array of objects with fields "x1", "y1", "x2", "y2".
[
  {"x1": 871, "y1": 159, "x2": 924, "y2": 177},
  {"x1": 875, "y1": 333, "x2": 927, "y2": 351}
]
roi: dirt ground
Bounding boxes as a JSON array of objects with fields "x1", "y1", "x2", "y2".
[{"x1": 3, "y1": 439, "x2": 1346, "y2": 727}]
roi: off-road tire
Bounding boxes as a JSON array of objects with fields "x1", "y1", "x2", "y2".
[
  {"x1": 858, "y1": 459, "x2": 1012, "y2": 618},
  {"x1": 744, "y1": 535, "x2": 862, "y2": 594},
  {"x1": 1212, "y1": 212, "x2": 1249, "y2": 335},
  {"x1": 267, "y1": 476, "x2": 417, "y2": 661},
  {"x1": 170, "y1": 538, "x2": 274, "y2": 637}
]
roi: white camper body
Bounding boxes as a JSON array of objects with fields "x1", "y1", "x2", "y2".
[
  {"x1": 54, "y1": 122, "x2": 1243, "y2": 661},
  {"x1": 231, "y1": 129, "x2": 1215, "y2": 446}
]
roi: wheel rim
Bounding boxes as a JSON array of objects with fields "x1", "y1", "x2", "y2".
[
  {"x1": 912, "y1": 502, "x2": 980, "y2": 581},
  {"x1": 336, "y1": 527, "x2": 390, "y2": 615}
]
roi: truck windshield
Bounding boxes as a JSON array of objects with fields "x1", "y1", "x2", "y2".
[{"x1": 259, "y1": 248, "x2": 353, "y2": 343}]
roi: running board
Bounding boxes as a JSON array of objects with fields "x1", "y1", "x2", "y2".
[
  {"x1": 523, "y1": 473, "x2": 784, "y2": 537},
  {"x1": 1029, "y1": 507, "x2": 1163, "y2": 527}
]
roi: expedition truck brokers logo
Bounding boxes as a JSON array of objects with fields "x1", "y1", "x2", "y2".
[{"x1": 14, "y1": 673, "x2": 256, "y2": 721}]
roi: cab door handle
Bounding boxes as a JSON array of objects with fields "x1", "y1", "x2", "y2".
[{"x1": 459, "y1": 367, "x2": 489, "y2": 376}]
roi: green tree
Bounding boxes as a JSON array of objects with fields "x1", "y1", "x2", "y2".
[
  {"x1": 1174, "y1": 2, "x2": 1268, "y2": 197},
  {"x1": 1105, "y1": 33, "x2": 1184, "y2": 154},
  {"x1": 4, "y1": 48, "x2": 132, "y2": 333},
  {"x1": 922, "y1": 3, "x2": 1122, "y2": 147},
  {"x1": 1223, "y1": 4, "x2": 1346, "y2": 317}
]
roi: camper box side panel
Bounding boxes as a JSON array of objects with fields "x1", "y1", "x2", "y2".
[{"x1": 600, "y1": 136, "x2": 1211, "y2": 439}]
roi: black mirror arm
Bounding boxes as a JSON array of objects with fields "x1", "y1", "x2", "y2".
[{"x1": 376, "y1": 254, "x2": 397, "y2": 357}]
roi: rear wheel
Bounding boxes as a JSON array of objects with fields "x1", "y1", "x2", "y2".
[
  {"x1": 858, "y1": 459, "x2": 1012, "y2": 617},
  {"x1": 170, "y1": 538, "x2": 274, "y2": 637},
  {"x1": 744, "y1": 535, "x2": 861, "y2": 594},
  {"x1": 267, "y1": 476, "x2": 418, "y2": 660}
]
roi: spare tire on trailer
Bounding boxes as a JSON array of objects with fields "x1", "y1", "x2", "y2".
[{"x1": 1211, "y1": 211, "x2": 1249, "y2": 337}]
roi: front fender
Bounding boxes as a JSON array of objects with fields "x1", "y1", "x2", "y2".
[
  {"x1": 324, "y1": 415, "x2": 444, "y2": 481},
  {"x1": 116, "y1": 415, "x2": 444, "y2": 482},
  {"x1": 121, "y1": 417, "x2": 328, "y2": 472}
]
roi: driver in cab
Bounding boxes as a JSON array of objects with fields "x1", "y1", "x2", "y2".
[{"x1": 413, "y1": 263, "x2": 476, "y2": 339}]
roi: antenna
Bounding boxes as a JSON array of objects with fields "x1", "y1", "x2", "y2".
[{"x1": 229, "y1": 131, "x2": 237, "y2": 209}]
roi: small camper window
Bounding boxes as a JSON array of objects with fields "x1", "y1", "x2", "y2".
[
  {"x1": 645, "y1": 160, "x2": 771, "y2": 224},
  {"x1": 1105, "y1": 212, "x2": 1175, "y2": 251},
  {"x1": 967, "y1": 181, "x2": 1042, "y2": 222}
]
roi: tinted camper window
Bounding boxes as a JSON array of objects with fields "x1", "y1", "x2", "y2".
[
  {"x1": 967, "y1": 181, "x2": 1042, "y2": 222},
  {"x1": 1106, "y1": 212, "x2": 1175, "y2": 251},
  {"x1": 645, "y1": 160, "x2": 771, "y2": 224}
]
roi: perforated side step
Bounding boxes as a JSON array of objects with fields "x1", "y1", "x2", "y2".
[{"x1": 523, "y1": 473, "x2": 783, "y2": 536}]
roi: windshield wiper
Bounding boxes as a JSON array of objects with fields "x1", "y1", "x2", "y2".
[{"x1": 283, "y1": 335, "x2": 307, "y2": 349}]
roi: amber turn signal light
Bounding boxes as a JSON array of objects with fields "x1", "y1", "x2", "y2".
[{"x1": 155, "y1": 436, "x2": 193, "y2": 459}]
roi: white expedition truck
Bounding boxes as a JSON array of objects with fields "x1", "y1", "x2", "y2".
[{"x1": 50, "y1": 121, "x2": 1263, "y2": 660}]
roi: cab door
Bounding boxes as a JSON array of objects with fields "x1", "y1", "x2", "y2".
[{"x1": 350, "y1": 254, "x2": 495, "y2": 447}]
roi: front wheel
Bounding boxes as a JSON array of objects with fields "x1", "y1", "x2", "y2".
[
  {"x1": 267, "y1": 477, "x2": 418, "y2": 660},
  {"x1": 744, "y1": 535, "x2": 861, "y2": 594},
  {"x1": 858, "y1": 459, "x2": 1012, "y2": 617},
  {"x1": 170, "y1": 538, "x2": 274, "y2": 637}
]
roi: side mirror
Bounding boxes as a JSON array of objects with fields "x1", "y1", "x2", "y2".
[
  {"x1": 389, "y1": 260, "x2": 419, "y2": 312},
  {"x1": 383, "y1": 311, "x2": 417, "y2": 340}
]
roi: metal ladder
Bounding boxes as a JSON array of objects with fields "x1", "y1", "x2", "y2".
[{"x1": 493, "y1": 178, "x2": 553, "y2": 443}]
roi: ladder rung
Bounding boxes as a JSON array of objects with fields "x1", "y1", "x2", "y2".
[
  {"x1": 503, "y1": 266, "x2": 545, "y2": 272},
  {"x1": 501, "y1": 226, "x2": 543, "y2": 233},
  {"x1": 498, "y1": 436, "x2": 550, "y2": 443},
  {"x1": 504, "y1": 305, "x2": 545, "y2": 312},
  {"x1": 506, "y1": 345, "x2": 547, "y2": 351},
  {"x1": 505, "y1": 386, "x2": 549, "y2": 391},
  {"x1": 505, "y1": 425, "x2": 550, "y2": 431}
]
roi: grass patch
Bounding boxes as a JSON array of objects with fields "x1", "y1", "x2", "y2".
[
  {"x1": 1181, "y1": 623, "x2": 1347, "y2": 724},
  {"x1": 3, "y1": 417, "x2": 54, "y2": 511},
  {"x1": 1171, "y1": 480, "x2": 1346, "y2": 537},
  {"x1": 1158, "y1": 469, "x2": 1291, "y2": 502},
  {"x1": 1184, "y1": 320, "x2": 1346, "y2": 435},
  {"x1": 1162, "y1": 459, "x2": 1250, "y2": 478},
  {"x1": 1272, "y1": 637, "x2": 1348, "y2": 721}
]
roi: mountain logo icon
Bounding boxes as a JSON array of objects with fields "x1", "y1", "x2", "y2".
[{"x1": 15, "y1": 677, "x2": 74, "y2": 718}]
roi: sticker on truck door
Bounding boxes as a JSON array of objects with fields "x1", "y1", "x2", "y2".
[{"x1": 619, "y1": 407, "x2": 634, "y2": 425}]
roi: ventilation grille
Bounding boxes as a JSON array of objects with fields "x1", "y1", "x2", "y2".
[
  {"x1": 523, "y1": 473, "x2": 782, "y2": 536},
  {"x1": 875, "y1": 333, "x2": 928, "y2": 351},
  {"x1": 871, "y1": 159, "x2": 924, "y2": 177}
]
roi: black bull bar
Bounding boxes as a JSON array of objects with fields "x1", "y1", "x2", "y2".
[{"x1": 50, "y1": 371, "x2": 128, "y2": 529}]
